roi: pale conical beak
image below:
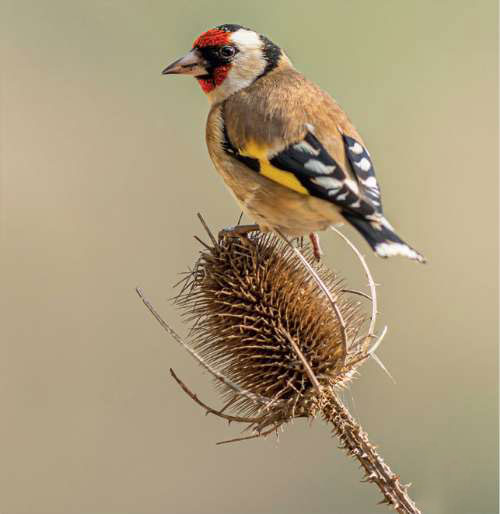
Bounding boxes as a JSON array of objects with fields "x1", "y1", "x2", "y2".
[{"x1": 162, "y1": 50, "x2": 206, "y2": 76}]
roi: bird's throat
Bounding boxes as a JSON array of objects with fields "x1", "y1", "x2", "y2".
[{"x1": 196, "y1": 65, "x2": 231, "y2": 93}]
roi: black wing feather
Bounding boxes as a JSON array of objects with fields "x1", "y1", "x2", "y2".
[
  {"x1": 269, "y1": 132, "x2": 377, "y2": 218},
  {"x1": 342, "y1": 134, "x2": 383, "y2": 213}
]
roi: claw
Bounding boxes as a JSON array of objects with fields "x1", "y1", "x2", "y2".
[{"x1": 218, "y1": 224, "x2": 260, "y2": 240}]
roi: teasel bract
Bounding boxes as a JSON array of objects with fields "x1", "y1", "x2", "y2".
[{"x1": 137, "y1": 217, "x2": 421, "y2": 514}]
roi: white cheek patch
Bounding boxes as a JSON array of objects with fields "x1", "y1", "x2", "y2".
[{"x1": 223, "y1": 57, "x2": 264, "y2": 92}]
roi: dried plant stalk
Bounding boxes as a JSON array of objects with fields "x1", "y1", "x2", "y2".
[
  {"x1": 323, "y1": 392, "x2": 419, "y2": 513},
  {"x1": 137, "y1": 217, "x2": 421, "y2": 514}
]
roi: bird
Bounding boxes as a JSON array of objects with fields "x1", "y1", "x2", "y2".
[{"x1": 162, "y1": 24, "x2": 425, "y2": 263}]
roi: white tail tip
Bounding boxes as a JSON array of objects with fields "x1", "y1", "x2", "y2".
[{"x1": 375, "y1": 242, "x2": 426, "y2": 263}]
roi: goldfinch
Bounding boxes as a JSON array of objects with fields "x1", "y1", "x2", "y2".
[{"x1": 162, "y1": 24, "x2": 425, "y2": 263}]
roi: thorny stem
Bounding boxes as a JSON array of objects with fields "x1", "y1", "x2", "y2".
[
  {"x1": 285, "y1": 317, "x2": 418, "y2": 513},
  {"x1": 323, "y1": 392, "x2": 421, "y2": 514}
]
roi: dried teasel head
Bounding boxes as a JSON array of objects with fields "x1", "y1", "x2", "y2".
[
  {"x1": 137, "y1": 219, "x2": 421, "y2": 513},
  {"x1": 175, "y1": 227, "x2": 378, "y2": 426}
]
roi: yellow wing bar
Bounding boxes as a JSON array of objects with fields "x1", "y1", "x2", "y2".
[{"x1": 240, "y1": 141, "x2": 309, "y2": 195}]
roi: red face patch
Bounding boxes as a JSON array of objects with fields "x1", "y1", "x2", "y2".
[
  {"x1": 197, "y1": 65, "x2": 230, "y2": 93},
  {"x1": 193, "y1": 29, "x2": 233, "y2": 93},
  {"x1": 193, "y1": 29, "x2": 230, "y2": 49}
]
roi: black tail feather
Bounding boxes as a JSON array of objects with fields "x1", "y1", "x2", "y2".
[{"x1": 342, "y1": 211, "x2": 426, "y2": 263}]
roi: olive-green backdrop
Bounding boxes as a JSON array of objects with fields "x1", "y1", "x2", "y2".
[{"x1": 2, "y1": 1, "x2": 498, "y2": 513}]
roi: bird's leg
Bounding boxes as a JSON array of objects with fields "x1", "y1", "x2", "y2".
[
  {"x1": 218, "y1": 224, "x2": 260, "y2": 240},
  {"x1": 309, "y1": 232, "x2": 323, "y2": 261}
]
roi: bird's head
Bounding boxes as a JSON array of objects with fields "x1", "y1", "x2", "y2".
[{"x1": 162, "y1": 24, "x2": 290, "y2": 103}]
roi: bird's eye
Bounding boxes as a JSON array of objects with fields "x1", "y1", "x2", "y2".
[{"x1": 219, "y1": 45, "x2": 236, "y2": 58}]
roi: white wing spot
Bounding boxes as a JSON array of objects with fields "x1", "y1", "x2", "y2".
[
  {"x1": 294, "y1": 141, "x2": 320, "y2": 156},
  {"x1": 362, "y1": 176, "x2": 378, "y2": 188},
  {"x1": 349, "y1": 142, "x2": 364, "y2": 155},
  {"x1": 355, "y1": 157, "x2": 372, "y2": 172},
  {"x1": 304, "y1": 159, "x2": 336, "y2": 175},
  {"x1": 311, "y1": 176, "x2": 343, "y2": 192},
  {"x1": 336, "y1": 191, "x2": 349, "y2": 201},
  {"x1": 380, "y1": 217, "x2": 394, "y2": 230},
  {"x1": 345, "y1": 178, "x2": 359, "y2": 194}
]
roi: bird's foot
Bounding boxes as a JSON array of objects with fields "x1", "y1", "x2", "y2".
[
  {"x1": 218, "y1": 224, "x2": 260, "y2": 240},
  {"x1": 309, "y1": 232, "x2": 323, "y2": 262}
]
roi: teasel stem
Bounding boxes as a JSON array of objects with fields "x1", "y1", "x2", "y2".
[
  {"x1": 284, "y1": 323, "x2": 421, "y2": 514},
  {"x1": 323, "y1": 391, "x2": 421, "y2": 514}
]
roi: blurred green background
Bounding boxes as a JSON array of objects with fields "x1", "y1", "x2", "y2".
[{"x1": 1, "y1": 1, "x2": 498, "y2": 513}]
